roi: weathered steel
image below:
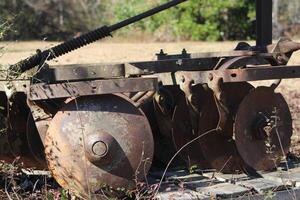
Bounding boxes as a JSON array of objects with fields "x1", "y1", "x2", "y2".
[
  {"x1": 29, "y1": 77, "x2": 158, "y2": 100},
  {"x1": 235, "y1": 87, "x2": 292, "y2": 171},
  {"x1": 174, "y1": 65, "x2": 300, "y2": 86},
  {"x1": 44, "y1": 94, "x2": 154, "y2": 199},
  {"x1": 1, "y1": 1, "x2": 300, "y2": 199},
  {"x1": 171, "y1": 84, "x2": 211, "y2": 169},
  {"x1": 36, "y1": 63, "x2": 125, "y2": 83}
]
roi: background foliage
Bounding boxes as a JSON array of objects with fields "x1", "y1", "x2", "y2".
[
  {"x1": 0, "y1": 0, "x2": 299, "y2": 41},
  {"x1": 0, "y1": 0, "x2": 256, "y2": 41}
]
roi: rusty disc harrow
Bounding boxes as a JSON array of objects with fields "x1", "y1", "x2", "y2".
[{"x1": 45, "y1": 94, "x2": 154, "y2": 199}]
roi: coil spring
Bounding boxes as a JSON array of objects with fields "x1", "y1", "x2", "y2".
[{"x1": 10, "y1": 26, "x2": 111, "y2": 74}]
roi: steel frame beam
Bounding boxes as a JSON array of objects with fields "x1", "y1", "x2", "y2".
[
  {"x1": 174, "y1": 66, "x2": 300, "y2": 86},
  {"x1": 256, "y1": 0, "x2": 273, "y2": 46}
]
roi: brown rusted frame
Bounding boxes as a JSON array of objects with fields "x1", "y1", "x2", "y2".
[
  {"x1": 36, "y1": 51, "x2": 279, "y2": 83},
  {"x1": 29, "y1": 77, "x2": 158, "y2": 100},
  {"x1": 174, "y1": 65, "x2": 300, "y2": 85},
  {"x1": 34, "y1": 63, "x2": 126, "y2": 83}
]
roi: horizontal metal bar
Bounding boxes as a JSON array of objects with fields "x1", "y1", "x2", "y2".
[
  {"x1": 29, "y1": 77, "x2": 158, "y2": 100},
  {"x1": 36, "y1": 63, "x2": 125, "y2": 83},
  {"x1": 174, "y1": 65, "x2": 300, "y2": 85}
]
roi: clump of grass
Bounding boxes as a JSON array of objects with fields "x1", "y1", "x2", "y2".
[{"x1": 0, "y1": 18, "x2": 13, "y2": 41}]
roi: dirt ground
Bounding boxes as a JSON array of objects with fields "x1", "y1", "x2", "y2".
[{"x1": 0, "y1": 40, "x2": 300, "y2": 155}]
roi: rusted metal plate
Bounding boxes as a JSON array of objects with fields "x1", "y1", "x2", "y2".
[
  {"x1": 125, "y1": 58, "x2": 220, "y2": 76},
  {"x1": 150, "y1": 86, "x2": 186, "y2": 167},
  {"x1": 29, "y1": 77, "x2": 158, "y2": 100},
  {"x1": 235, "y1": 87, "x2": 292, "y2": 171},
  {"x1": 35, "y1": 63, "x2": 125, "y2": 82},
  {"x1": 220, "y1": 82, "x2": 254, "y2": 117},
  {"x1": 217, "y1": 56, "x2": 270, "y2": 70},
  {"x1": 174, "y1": 65, "x2": 300, "y2": 85},
  {"x1": 44, "y1": 94, "x2": 154, "y2": 199}
]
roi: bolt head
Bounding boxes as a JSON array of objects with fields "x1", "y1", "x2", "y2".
[{"x1": 92, "y1": 141, "x2": 108, "y2": 157}]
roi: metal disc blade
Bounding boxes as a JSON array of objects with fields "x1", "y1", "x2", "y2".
[
  {"x1": 235, "y1": 87, "x2": 292, "y2": 171},
  {"x1": 45, "y1": 95, "x2": 154, "y2": 199},
  {"x1": 198, "y1": 83, "x2": 254, "y2": 173},
  {"x1": 152, "y1": 86, "x2": 186, "y2": 167},
  {"x1": 171, "y1": 85, "x2": 211, "y2": 168},
  {"x1": 143, "y1": 100, "x2": 184, "y2": 167}
]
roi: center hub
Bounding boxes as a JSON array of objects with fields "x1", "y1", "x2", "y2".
[{"x1": 92, "y1": 141, "x2": 108, "y2": 157}]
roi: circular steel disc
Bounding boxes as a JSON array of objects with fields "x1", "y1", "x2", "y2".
[
  {"x1": 151, "y1": 86, "x2": 185, "y2": 167},
  {"x1": 197, "y1": 83, "x2": 254, "y2": 173},
  {"x1": 171, "y1": 85, "x2": 211, "y2": 168},
  {"x1": 45, "y1": 95, "x2": 154, "y2": 199},
  {"x1": 235, "y1": 87, "x2": 292, "y2": 171}
]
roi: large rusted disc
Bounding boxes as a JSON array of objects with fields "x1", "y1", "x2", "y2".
[
  {"x1": 151, "y1": 86, "x2": 185, "y2": 167},
  {"x1": 196, "y1": 89, "x2": 242, "y2": 173},
  {"x1": 197, "y1": 83, "x2": 254, "y2": 173},
  {"x1": 45, "y1": 94, "x2": 154, "y2": 199},
  {"x1": 235, "y1": 87, "x2": 292, "y2": 171},
  {"x1": 171, "y1": 84, "x2": 211, "y2": 169}
]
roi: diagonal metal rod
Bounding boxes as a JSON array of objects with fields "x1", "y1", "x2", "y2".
[
  {"x1": 110, "y1": 0, "x2": 187, "y2": 31},
  {"x1": 10, "y1": 0, "x2": 187, "y2": 75}
]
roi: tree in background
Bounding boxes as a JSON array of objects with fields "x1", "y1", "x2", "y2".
[
  {"x1": 113, "y1": 0, "x2": 255, "y2": 41},
  {"x1": 7, "y1": 0, "x2": 300, "y2": 41},
  {"x1": 0, "y1": 0, "x2": 108, "y2": 40},
  {"x1": 273, "y1": 0, "x2": 300, "y2": 38}
]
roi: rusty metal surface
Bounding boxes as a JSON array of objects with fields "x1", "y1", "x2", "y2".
[
  {"x1": 44, "y1": 94, "x2": 154, "y2": 199},
  {"x1": 174, "y1": 65, "x2": 300, "y2": 86},
  {"x1": 196, "y1": 87, "x2": 243, "y2": 174},
  {"x1": 35, "y1": 63, "x2": 125, "y2": 83},
  {"x1": 125, "y1": 58, "x2": 220, "y2": 76},
  {"x1": 217, "y1": 56, "x2": 270, "y2": 70},
  {"x1": 151, "y1": 86, "x2": 186, "y2": 167},
  {"x1": 235, "y1": 87, "x2": 292, "y2": 171},
  {"x1": 29, "y1": 77, "x2": 158, "y2": 100},
  {"x1": 27, "y1": 100, "x2": 56, "y2": 144},
  {"x1": 171, "y1": 85, "x2": 210, "y2": 169},
  {"x1": 26, "y1": 114, "x2": 47, "y2": 166}
]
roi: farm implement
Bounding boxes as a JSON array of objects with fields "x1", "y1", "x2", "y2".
[{"x1": 1, "y1": 0, "x2": 300, "y2": 199}]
